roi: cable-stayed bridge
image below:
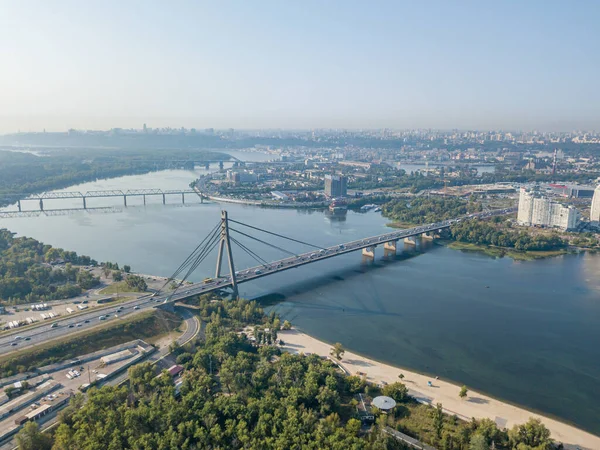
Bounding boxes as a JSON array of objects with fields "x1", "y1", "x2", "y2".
[{"x1": 150, "y1": 207, "x2": 516, "y2": 303}]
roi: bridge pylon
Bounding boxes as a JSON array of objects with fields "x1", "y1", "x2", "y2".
[{"x1": 215, "y1": 210, "x2": 239, "y2": 298}]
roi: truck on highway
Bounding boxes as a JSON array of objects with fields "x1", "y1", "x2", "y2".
[{"x1": 203, "y1": 278, "x2": 214, "y2": 284}]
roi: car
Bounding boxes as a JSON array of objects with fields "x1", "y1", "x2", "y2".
[
  {"x1": 255, "y1": 269, "x2": 262, "y2": 274},
  {"x1": 185, "y1": 291, "x2": 190, "y2": 294},
  {"x1": 99, "y1": 316, "x2": 106, "y2": 320},
  {"x1": 339, "y1": 244, "x2": 345, "y2": 249},
  {"x1": 13, "y1": 336, "x2": 23, "y2": 341},
  {"x1": 51, "y1": 323, "x2": 59, "y2": 328},
  {"x1": 77, "y1": 323, "x2": 82, "y2": 327},
  {"x1": 84, "y1": 320, "x2": 90, "y2": 323},
  {"x1": 133, "y1": 306, "x2": 140, "y2": 310},
  {"x1": 24, "y1": 337, "x2": 31, "y2": 341},
  {"x1": 11, "y1": 342, "x2": 17, "y2": 346},
  {"x1": 68, "y1": 324, "x2": 74, "y2": 328}
]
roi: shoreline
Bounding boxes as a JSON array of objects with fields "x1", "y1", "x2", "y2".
[{"x1": 278, "y1": 328, "x2": 600, "y2": 450}]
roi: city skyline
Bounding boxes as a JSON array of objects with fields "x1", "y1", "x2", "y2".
[{"x1": 1, "y1": 1, "x2": 599, "y2": 133}]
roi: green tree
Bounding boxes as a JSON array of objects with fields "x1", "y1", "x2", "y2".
[
  {"x1": 398, "y1": 373, "x2": 405, "y2": 381},
  {"x1": 125, "y1": 274, "x2": 147, "y2": 292},
  {"x1": 112, "y1": 270, "x2": 123, "y2": 282},
  {"x1": 16, "y1": 422, "x2": 52, "y2": 450},
  {"x1": 282, "y1": 320, "x2": 292, "y2": 330},
  {"x1": 459, "y1": 385, "x2": 469, "y2": 399},
  {"x1": 51, "y1": 423, "x2": 74, "y2": 450},
  {"x1": 432, "y1": 402, "x2": 444, "y2": 439},
  {"x1": 508, "y1": 418, "x2": 552, "y2": 450},
  {"x1": 469, "y1": 433, "x2": 488, "y2": 450},
  {"x1": 345, "y1": 418, "x2": 361, "y2": 436},
  {"x1": 382, "y1": 382, "x2": 408, "y2": 402},
  {"x1": 330, "y1": 342, "x2": 345, "y2": 360},
  {"x1": 44, "y1": 248, "x2": 60, "y2": 262},
  {"x1": 123, "y1": 265, "x2": 131, "y2": 273}
]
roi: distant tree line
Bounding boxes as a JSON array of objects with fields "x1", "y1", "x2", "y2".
[
  {"x1": 381, "y1": 197, "x2": 482, "y2": 225},
  {"x1": 0, "y1": 148, "x2": 229, "y2": 208}
]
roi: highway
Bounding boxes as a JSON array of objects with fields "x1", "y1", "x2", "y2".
[{"x1": 0, "y1": 207, "x2": 515, "y2": 356}]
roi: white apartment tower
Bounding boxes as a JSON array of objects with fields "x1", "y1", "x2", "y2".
[
  {"x1": 517, "y1": 187, "x2": 579, "y2": 230},
  {"x1": 590, "y1": 185, "x2": 600, "y2": 224}
]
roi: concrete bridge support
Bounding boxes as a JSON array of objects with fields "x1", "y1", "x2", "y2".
[
  {"x1": 143, "y1": 195, "x2": 146, "y2": 205},
  {"x1": 17, "y1": 200, "x2": 21, "y2": 212},
  {"x1": 82, "y1": 197, "x2": 87, "y2": 209},
  {"x1": 162, "y1": 194, "x2": 166, "y2": 205},
  {"x1": 384, "y1": 240, "x2": 398, "y2": 252},
  {"x1": 219, "y1": 161, "x2": 224, "y2": 169},
  {"x1": 182, "y1": 192, "x2": 185, "y2": 204},
  {"x1": 421, "y1": 232, "x2": 434, "y2": 240},
  {"x1": 403, "y1": 236, "x2": 416, "y2": 246},
  {"x1": 205, "y1": 162, "x2": 210, "y2": 170},
  {"x1": 39, "y1": 199, "x2": 44, "y2": 211},
  {"x1": 362, "y1": 245, "x2": 376, "y2": 259},
  {"x1": 123, "y1": 195, "x2": 127, "y2": 207}
]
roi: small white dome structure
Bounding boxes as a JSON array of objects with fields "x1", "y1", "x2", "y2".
[{"x1": 372, "y1": 395, "x2": 396, "y2": 411}]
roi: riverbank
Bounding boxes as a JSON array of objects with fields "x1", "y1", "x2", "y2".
[{"x1": 279, "y1": 328, "x2": 600, "y2": 449}]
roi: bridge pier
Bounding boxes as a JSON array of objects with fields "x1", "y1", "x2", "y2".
[
  {"x1": 205, "y1": 162, "x2": 210, "y2": 170},
  {"x1": 123, "y1": 195, "x2": 127, "y2": 207},
  {"x1": 82, "y1": 197, "x2": 87, "y2": 209},
  {"x1": 143, "y1": 195, "x2": 146, "y2": 205},
  {"x1": 162, "y1": 193, "x2": 166, "y2": 205},
  {"x1": 181, "y1": 192, "x2": 185, "y2": 204},
  {"x1": 17, "y1": 200, "x2": 21, "y2": 212},
  {"x1": 219, "y1": 161, "x2": 224, "y2": 169},
  {"x1": 403, "y1": 236, "x2": 416, "y2": 246},
  {"x1": 362, "y1": 245, "x2": 376, "y2": 259},
  {"x1": 422, "y1": 232, "x2": 434, "y2": 240},
  {"x1": 383, "y1": 240, "x2": 398, "y2": 257},
  {"x1": 39, "y1": 199, "x2": 44, "y2": 211}
]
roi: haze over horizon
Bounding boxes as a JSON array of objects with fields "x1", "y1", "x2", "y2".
[{"x1": 1, "y1": 0, "x2": 599, "y2": 133}]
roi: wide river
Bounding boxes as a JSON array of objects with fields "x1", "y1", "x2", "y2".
[{"x1": 1, "y1": 160, "x2": 599, "y2": 435}]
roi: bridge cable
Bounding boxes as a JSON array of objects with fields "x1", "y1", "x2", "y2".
[
  {"x1": 157, "y1": 221, "x2": 221, "y2": 294},
  {"x1": 228, "y1": 227, "x2": 298, "y2": 258},
  {"x1": 229, "y1": 236, "x2": 271, "y2": 268},
  {"x1": 228, "y1": 219, "x2": 323, "y2": 249},
  {"x1": 165, "y1": 221, "x2": 220, "y2": 282},
  {"x1": 170, "y1": 234, "x2": 222, "y2": 295}
]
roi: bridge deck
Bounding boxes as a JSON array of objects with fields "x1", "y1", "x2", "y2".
[{"x1": 160, "y1": 207, "x2": 516, "y2": 303}]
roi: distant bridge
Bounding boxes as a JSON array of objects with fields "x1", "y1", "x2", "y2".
[
  {"x1": 148, "y1": 207, "x2": 517, "y2": 303},
  {"x1": 11, "y1": 189, "x2": 203, "y2": 212}
]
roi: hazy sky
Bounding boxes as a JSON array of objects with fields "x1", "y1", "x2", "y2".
[{"x1": 1, "y1": 0, "x2": 599, "y2": 132}]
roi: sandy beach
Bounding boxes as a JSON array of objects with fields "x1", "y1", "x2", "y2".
[{"x1": 279, "y1": 329, "x2": 600, "y2": 450}]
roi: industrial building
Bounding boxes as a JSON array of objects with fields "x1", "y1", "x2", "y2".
[{"x1": 517, "y1": 187, "x2": 579, "y2": 230}]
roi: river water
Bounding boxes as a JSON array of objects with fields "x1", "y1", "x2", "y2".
[{"x1": 0, "y1": 161, "x2": 599, "y2": 435}]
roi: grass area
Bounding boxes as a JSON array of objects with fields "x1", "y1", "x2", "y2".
[
  {"x1": 392, "y1": 400, "x2": 465, "y2": 445},
  {"x1": 98, "y1": 281, "x2": 147, "y2": 295},
  {"x1": 386, "y1": 221, "x2": 418, "y2": 229},
  {"x1": 0, "y1": 309, "x2": 182, "y2": 377},
  {"x1": 446, "y1": 241, "x2": 569, "y2": 260}
]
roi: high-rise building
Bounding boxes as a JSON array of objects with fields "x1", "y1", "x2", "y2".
[
  {"x1": 590, "y1": 185, "x2": 600, "y2": 224},
  {"x1": 324, "y1": 175, "x2": 347, "y2": 198},
  {"x1": 517, "y1": 187, "x2": 579, "y2": 230}
]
